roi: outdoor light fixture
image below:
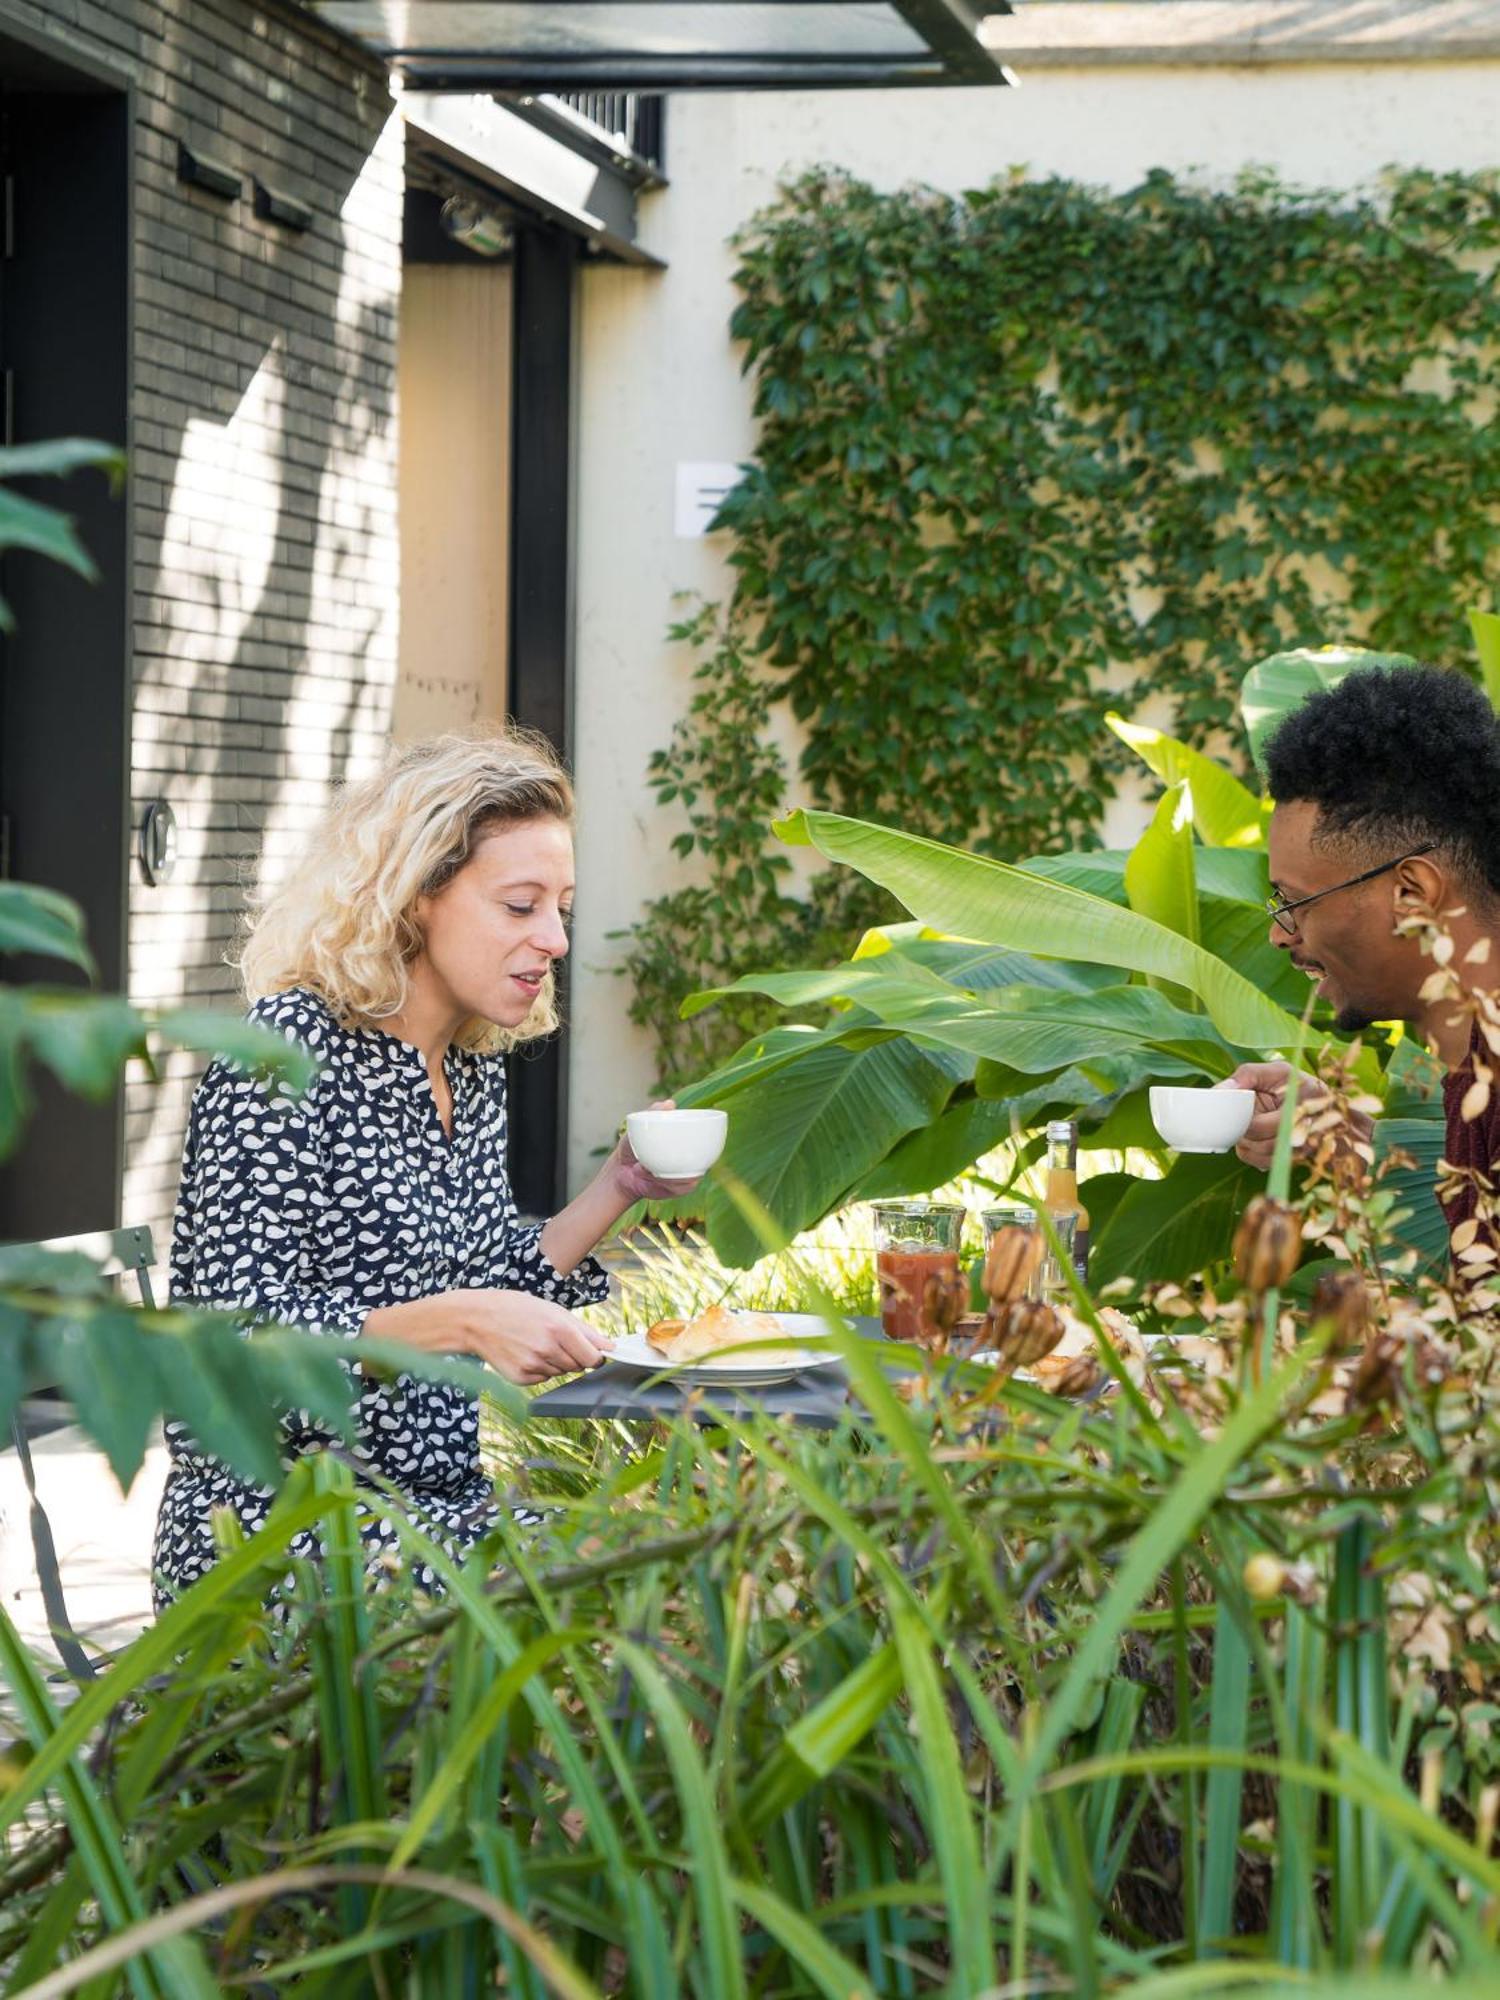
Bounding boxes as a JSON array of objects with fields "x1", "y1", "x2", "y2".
[
  {"x1": 137, "y1": 801, "x2": 179, "y2": 888},
  {"x1": 177, "y1": 142, "x2": 241, "y2": 201},
  {"x1": 439, "y1": 196, "x2": 513, "y2": 256},
  {"x1": 252, "y1": 178, "x2": 314, "y2": 232}
]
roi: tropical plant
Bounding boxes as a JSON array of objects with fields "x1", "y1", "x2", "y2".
[{"x1": 664, "y1": 649, "x2": 1447, "y2": 1277}]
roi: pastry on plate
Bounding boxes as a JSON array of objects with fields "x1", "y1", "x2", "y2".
[{"x1": 644, "y1": 1302, "x2": 798, "y2": 1366}]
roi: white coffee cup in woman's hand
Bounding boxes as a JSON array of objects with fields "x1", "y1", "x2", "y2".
[{"x1": 615, "y1": 1099, "x2": 726, "y2": 1198}]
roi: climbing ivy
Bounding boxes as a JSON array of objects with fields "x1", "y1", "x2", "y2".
[{"x1": 626, "y1": 165, "x2": 1500, "y2": 1087}]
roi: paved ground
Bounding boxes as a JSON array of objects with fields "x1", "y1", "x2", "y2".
[{"x1": 0, "y1": 1421, "x2": 167, "y2": 1674}]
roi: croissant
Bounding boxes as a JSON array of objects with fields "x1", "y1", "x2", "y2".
[{"x1": 644, "y1": 1303, "x2": 796, "y2": 1366}]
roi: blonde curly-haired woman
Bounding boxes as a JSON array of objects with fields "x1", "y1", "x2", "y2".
[{"x1": 152, "y1": 727, "x2": 693, "y2": 1605}]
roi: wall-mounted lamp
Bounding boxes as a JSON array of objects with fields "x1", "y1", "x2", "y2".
[
  {"x1": 177, "y1": 141, "x2": 241, "y2": 202},
  {"x1": 138, "y1": 800, "x2": 178, "y2": 887},
  {"x1": 440, "y1": 197, "x2": 513, "y2": 259},
  {"x1": 253, "y1": 178, "x2": 313, "y2": 233}
]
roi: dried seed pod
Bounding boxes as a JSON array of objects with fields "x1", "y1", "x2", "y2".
[
  {"x1": 992, "y1": 1297, "x2": 1064, "y2": 1371},
  {"x1": 920, "y1": 1267, "x2": 968, "y2": 1346},
  {"x1": 1232, "y1": 1196, "x2": 1302, "y2": 1292},
  {"x1": 1033, "y1": 1353, "x2": 1103, "y2": 1397},
  {"x1": 983, "y1": 1226, "x2": 1042, "y2": 1305},
  {"x1": 1309, "y1": 1267, "x2": 1369, "y2": 1346}
]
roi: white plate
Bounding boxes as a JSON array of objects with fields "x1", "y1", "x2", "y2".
[{"x1": 606, "y1": 1313, "x2": 842, "y2": 1385}]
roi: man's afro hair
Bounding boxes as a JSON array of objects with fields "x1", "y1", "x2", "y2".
[{"x1": 1262, "y1": 664, "x2": 1500, "y2": 898}]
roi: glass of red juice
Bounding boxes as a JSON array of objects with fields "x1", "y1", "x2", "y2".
[{"x1": 872, "y1": 1201, "x2": 966, "y2": 1345}]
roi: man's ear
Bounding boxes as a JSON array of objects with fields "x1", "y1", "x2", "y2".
[{"x1": 1394, "y1": 853, "x2": 1448, "y2": 917}]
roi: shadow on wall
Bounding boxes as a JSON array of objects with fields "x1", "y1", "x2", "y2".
[{"x1": 125, "y1": 7, "x2": 404, "y2": 1243}]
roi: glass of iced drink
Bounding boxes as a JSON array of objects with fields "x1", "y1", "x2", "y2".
[{"x1": 872, "y1": 1201, "x2": 965, "y2": 1345}]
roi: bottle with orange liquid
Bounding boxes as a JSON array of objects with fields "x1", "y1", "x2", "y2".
[{"x1": 1044, "y1": 1119, "x2": 1090, "y2": 1287}]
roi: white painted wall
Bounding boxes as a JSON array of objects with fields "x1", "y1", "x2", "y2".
[{"x1": 567, "y1": 58, "x2": 1500, "y2": 1186}]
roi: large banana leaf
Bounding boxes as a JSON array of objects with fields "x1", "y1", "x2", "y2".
[
  {"x1": 1124, "y1": 780, "x2": 1199, "y2": 1009},
  {"x1": 690, "y1": 1029, "x2": 965, "y2": 1266},
  {"x1": 845, "y1": 981, "x2": 1235, "y2": 1080},
  {"x1": 776, "y1": 809, "x2": 1306, "y2": 1055},
  {"x1": 850, "y1": 925, "x2": 1116, "y2": 993},
  {"x1": 1374, "y1": 1114, "x2": 1447, "y2": 1276},
  {"x1": 1090, "y1": 1152, "x2": 1260, "y2": 1293},
  {"x1": 1024, "y1": 847, "x2": 1305, "y2": 1011},
  {"x1": 845, "y1": 1092, "x2": 1021, "y2": 1202},
  {"x1": 1240, "y1": 647, "x2": 1416, "y2": 775},
  {"x1": 1107, "y1": 714, "x2": 1268, "y2": 848}
]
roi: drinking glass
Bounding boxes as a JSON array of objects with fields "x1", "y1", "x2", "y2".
[
  {"x1": 872, "y1": 1200, "x2": 965, "y2": 1345},
  {"x1": 980, "y1": 1203, "x2": 1077, "y2": 1304}
]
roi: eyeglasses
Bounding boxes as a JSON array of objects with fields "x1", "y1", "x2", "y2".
[{"x1": 1265, "y1": 844, "x2": 1438, "y2": 936}]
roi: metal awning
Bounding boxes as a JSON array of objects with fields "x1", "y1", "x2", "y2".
[{"x1": 305, "y1": 2, "x2": 1014, "y2": 90}]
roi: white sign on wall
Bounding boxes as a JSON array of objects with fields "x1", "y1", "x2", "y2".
[{"x1": 674, "y1": 461, "x2": 742, "y2": 538}]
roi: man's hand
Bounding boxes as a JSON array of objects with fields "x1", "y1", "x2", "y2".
[{"x1": 1220, "y1": 1062, "x2": 1373, "y2": 1173}]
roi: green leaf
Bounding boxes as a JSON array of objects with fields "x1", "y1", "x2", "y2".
[
  {"x1": 1469, "y1": 607, "x2": 1500, "y2": 713},
  {"x1": 846, "y1": 1092, "x2": 1020, "y2": 1200},
  {"x1": 1240, "y1": 647, "x2": 1417, "y2": 776},
  {"x1": 774, "y1": 810, "x2": 1307, "y2": 1056},
  {"x1": 1123, "y1": 780, "x2": 1200, "y2": 1008},
  {"x1": 0, "y1": 882, "x2": 94, "y2": 972},
  {"x1": 849, "y1": 981, "x2": 1234, "y2": 1081},
  {"x1": 1107, "y1": 713, "x2": 1268, "y2": 848},
  {"x1": 1090, "y1": 1152, "x2": 1261, "y2": 1292},
  {"x1": 49, "y1": 1308, "x2": 164, "y2": 1489},
  {"x1": 0, "y1": 437, "x2": 123, "y2": 481},
  {"x1": 0, "y1": 485, "x2": 97, "y2": 582},
  {"x1": 1374, "y1": 1115, "x2": 1446, "y2": 1275},
  {"x1": 154, "y1": 1006, "x2": 319, "y2": 1092},
  {"x1": 695, "y1": 1031, "x2": 960, "y2": 1265},
  {"x1": 24, "y1": 992, "x2": 149, "y2": 1098}
]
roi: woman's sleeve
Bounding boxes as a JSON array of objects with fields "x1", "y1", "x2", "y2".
[
  {"x1": 488, "y1": 1221, "x2": 610, "y2": 1311},
  {"x1": 170, "y1": 1063, "x2": 365, "y2": 1339}
]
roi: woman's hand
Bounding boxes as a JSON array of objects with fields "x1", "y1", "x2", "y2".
[
  {"x1": 606, "y1": 1096, "x2": 712, "y2": 1203},
  {"x1": 538, "y1": 1099, "x2": 714, "y2": 1276},
  {"x1": 363, "y1": 1289, "x2": 610, "y2": 1384}
]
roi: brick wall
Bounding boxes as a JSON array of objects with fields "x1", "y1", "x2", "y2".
[{"x1": 0, "y1": 0, "x2": 403, "y2": 1256}]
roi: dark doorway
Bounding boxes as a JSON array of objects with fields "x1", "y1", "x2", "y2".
[
  {"x1": 506, "y1": 221, "x2": 577, "y2": 1218},
  {"x1": 0, "y1": 34, "x2": 130, "y2": 1238}
]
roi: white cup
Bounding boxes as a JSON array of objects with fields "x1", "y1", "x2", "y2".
[
  {"x1": 1148, "y1": 1085, "x2": 1255, "y2": 1154},
  {"x1": 625, "y1": 1108, "x2": 728, "y2": 1179}
]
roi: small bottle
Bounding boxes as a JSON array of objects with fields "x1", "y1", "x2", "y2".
[{"x1": 1044, "y1": 1118, "x2": 1090, "y2": 1286}]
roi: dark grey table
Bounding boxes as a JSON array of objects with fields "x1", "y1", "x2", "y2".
[{"x1": 528, "y1": 1316, "x2": 904, "y2": 1429}]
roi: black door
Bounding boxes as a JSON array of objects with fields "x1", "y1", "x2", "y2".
[{"x1": 0, "y1": 38, "x2": 130, "y2": 1239}]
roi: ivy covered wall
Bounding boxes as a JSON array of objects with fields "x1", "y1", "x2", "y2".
[{"x1": 623, "y1": 165, "x2": 1500, "y2": 1087}]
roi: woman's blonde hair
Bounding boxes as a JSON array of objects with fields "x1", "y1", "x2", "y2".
[{"x1": 240, "y1": 726, "x2": 574, "y2": 1051}]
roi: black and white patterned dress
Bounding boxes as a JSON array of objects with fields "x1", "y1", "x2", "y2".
[{"x1": 151, "y1": 987, "x2": 607, "y2": 1608}]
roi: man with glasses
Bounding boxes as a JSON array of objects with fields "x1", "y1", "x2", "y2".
[{"x1": 1223, "y1": 663, "x2": 1500, "y2": 1244}]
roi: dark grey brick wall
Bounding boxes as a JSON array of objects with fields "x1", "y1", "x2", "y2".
[{"x1": 0, "y1": 0, "x2": 402, "y2": 1251}]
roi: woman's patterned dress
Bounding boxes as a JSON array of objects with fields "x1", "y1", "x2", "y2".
[{"x1": 151, "y1": 987, "x2": 607, "y2": 1608}]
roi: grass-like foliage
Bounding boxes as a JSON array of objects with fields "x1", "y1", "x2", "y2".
[{"x1": 2, "y1": 1160, "x2": 1496, "y2": 1992}]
